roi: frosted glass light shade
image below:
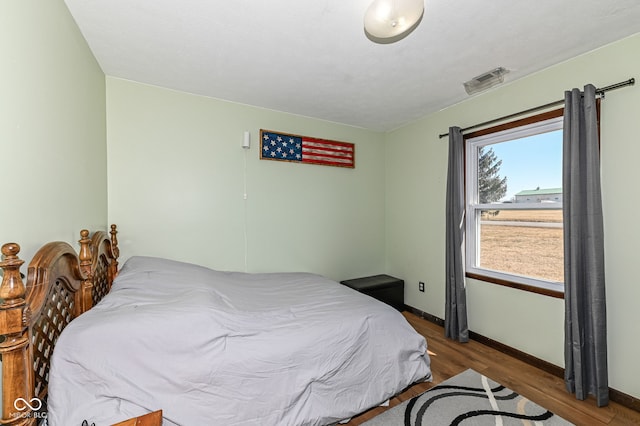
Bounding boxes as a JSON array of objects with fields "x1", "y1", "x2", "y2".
[{"x1": 364, "y1": 0, "x2": 424, "y2": 43}]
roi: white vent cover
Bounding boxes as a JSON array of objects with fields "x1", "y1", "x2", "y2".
[{"x1": 463, "y1": 67, "x2": 510, "y2": 95}]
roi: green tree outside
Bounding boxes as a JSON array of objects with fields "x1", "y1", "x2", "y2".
[{"x1": 478, "y1": 146, "x2": 507, "y2": 206}]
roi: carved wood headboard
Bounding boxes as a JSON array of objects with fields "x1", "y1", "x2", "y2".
[{"x1": 0, "y1": 225, "x2": 120, "y2": 425}]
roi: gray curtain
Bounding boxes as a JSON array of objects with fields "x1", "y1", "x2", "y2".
[
  {"x1": 563, "y1": 84, "x2": 608, "y2": 406},
  {"x1": 445, "y1": 126, "x2": 469, "y2": 342}
]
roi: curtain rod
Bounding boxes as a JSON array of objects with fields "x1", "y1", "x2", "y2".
[{"x1": 438, "y1": 78, "x2": 635, "y2": 139}]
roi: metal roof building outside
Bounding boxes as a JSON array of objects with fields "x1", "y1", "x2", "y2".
[{"x1": 514, "y1": 187, "x2": 562, "y2": 203}]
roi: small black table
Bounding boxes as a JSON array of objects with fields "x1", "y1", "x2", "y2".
[{"x1": 340, "y1": 274, "x2": 404, "y2": 311}]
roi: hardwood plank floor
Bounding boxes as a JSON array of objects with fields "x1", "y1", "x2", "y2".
[{"x1": 344, "y1": 311, "x2": 640, "y2": 425}]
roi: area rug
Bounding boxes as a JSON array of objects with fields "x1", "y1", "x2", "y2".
[{"x1": 362, "y1": 369, "x2": 573, "y2": 425}]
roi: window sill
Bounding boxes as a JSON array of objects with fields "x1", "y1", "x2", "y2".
[{"x1": 466, "y1": 272, "x2": 564, "y2": 299}]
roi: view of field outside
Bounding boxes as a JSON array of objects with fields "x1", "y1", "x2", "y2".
[{"x1": 479, "y1": 209, "x2": 564, "y2": 283}]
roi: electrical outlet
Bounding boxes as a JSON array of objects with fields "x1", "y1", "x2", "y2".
[{"x1": 418, "y1": 281, "x2": 425, "y2": 292}]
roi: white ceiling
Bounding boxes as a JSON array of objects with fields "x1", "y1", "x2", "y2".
[{"x1": 64, "y1": 0, "x2": 640, "y2": 132}]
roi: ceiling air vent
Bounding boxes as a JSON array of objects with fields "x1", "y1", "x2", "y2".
[{"x1": 463, "y1": 67, "x2": 510, "y2": 95}]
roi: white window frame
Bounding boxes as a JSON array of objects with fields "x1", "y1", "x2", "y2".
[{"x1": 465, "y1": 116, "x2": 564, "y2": 294}]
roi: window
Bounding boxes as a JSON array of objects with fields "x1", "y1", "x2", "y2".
[{"x1": 465, "y1": 111, "x2": 564, "y2": 296}]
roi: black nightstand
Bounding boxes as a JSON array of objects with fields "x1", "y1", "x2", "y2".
[{"x1": 340, "y1": 274, "x2": 404, "y2": 311}]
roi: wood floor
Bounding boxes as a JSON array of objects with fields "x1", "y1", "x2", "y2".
[{"x1": 344, "y1": 311, "x2": 640, "y2": 425}]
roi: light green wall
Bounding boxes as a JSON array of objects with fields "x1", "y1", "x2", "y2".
[
  {"x1": 386, "y1": 33, "x2": 640, "y2": 399},
  {"x1": 0, "y1": 1, "x2": 107, "y2": 264},
  {"x1": 106, "y1": 77, "x2": 386, "y2": 281},
  {"x1": 0, "y1": 0, "x2": 107, "y2": 414}
]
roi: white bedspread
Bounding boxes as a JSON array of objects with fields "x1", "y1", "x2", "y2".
[{"x1": 48, "y1": 256, "x2": 431, "y2": 425}]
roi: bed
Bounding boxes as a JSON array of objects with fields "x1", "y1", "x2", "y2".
[
  {"x1": 0, "y1": 226, "x2": 431, "y2": 425},
  {"x1": 0, "y1": 226, "x2": 119, "y2": 425}
]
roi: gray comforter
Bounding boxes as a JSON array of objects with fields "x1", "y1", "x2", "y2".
[{"x1": 48, "y1": 256, "x2": 431, "y2": 425}]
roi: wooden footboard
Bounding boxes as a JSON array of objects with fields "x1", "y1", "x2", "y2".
[{"x1": 0, "y1": 225, "x2": 120, "y2": 425}]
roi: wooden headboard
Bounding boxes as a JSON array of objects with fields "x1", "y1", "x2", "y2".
[{"x1": 0, "y1": 225, "x2": 120, "y2": 425}]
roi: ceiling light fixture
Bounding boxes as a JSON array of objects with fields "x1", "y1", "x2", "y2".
[{"x1": 364, "y1": 0, "x2": 424, "y2": 44}]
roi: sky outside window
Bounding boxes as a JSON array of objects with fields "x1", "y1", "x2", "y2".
[{"x1": 489, "y1": 129, "x2": 563, "y2": 202}]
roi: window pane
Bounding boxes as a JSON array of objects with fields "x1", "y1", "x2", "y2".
[
  {"x1": 487, "y1": 129, "x2": 562, "y2": 203},
  {"x1": 478, "y1": 209, "x2": 564, "y2": 283}
]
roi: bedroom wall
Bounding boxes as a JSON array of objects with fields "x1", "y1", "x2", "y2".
[
  {"x1": 0, "y1": 2, "x2": 107, "y2": 269},
  {"x1": 0, "y1": 0, "x2": 107, "y2": 412},
  {"x1": 106, "y1": 77, "x2": 386, "y2": 282},
  {"x1": 385, "y1": 33, "x2": 640, "y2": 399}
]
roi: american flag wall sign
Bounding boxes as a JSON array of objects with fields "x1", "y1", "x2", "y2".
[{"x1": 260, "y1": 130, "x2": 355, "y2": 168}]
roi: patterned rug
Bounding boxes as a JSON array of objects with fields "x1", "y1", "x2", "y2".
[{"x1": 362, "y1": 369, "x2": 574, "y2": 425}]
